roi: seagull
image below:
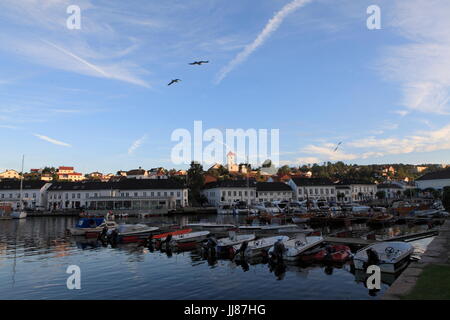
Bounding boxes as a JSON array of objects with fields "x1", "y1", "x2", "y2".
[
  {"x1": 334, "y1": 142, "x2": 342, "y2": 152},
  {"x1": 168, "y1": 79, "x2": 181, "y2": 86},
  {"x1": 189, "y1": 60, "x2": 209, "y2": 65}
]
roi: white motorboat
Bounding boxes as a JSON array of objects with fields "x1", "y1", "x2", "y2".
[
  {"x1": 68, "y1": 218, "x2": 118, "y2": 236},
  {"x1": 11, "y1": 211, "x2": 27, "y2": 219},
  {"x1": 217, "y1": 204, "x2": 233, "y2": 215},
  {"x1": 161, "y1": 230, "x2": 210, "y2": 243},
  {"x1": 238, "y1": 224, "x2": 298, "y2": 231},
  {"x1": 252, "y1": 202, "x2": 282, "y2": 214},
  {"x1": 353, "y1": 241, "x2": 414, "y2": 273},
  {"x1": 268, "y1": 235, "x2": 324, "y2": 261},
  {"x1": 186, "y1": 222, "x2": 236, "y2": 229},
  {"x1": 117, "y1": 224, "x2": 159, "y2": 237},
  {"x1": 233, "y1": 236, "x2": 289, "y2": 259},
  {"x1": 216, "y1": 232, "x2": 256, "y2": 249}
]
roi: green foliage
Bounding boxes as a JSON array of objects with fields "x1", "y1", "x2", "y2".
[
  {"x1": 376, "y1": 190, "x2": 386, "y2": 200},
  {"x1": 187, "y1": 161, "x2": 204, "y2": 206}
]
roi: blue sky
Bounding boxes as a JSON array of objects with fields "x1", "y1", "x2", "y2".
[{"x1": 1, "y1": 0, "x2": 450, "y2": 173}]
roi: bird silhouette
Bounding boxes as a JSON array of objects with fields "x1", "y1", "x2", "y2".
[
  {"x1": 189, "y1": 60, "x2": 209, "y2": 65},
  {"x1": 168, "y1": 79, "x2": 181, "y2": 86}
]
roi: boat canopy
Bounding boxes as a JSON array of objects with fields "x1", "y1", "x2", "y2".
[{"x1": 77, "y1": 218, "x2": 105, "y2": 228}]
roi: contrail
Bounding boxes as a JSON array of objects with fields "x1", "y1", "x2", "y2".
[
  {"x1": 34, "y1": 134, "x2": 71, "y2": 147},
  {"x1": 215, "y1": 0, "x2": 312, "y2": 83},
  {"x1": 42, "y1": 39, "x2": 110, "y2": 78},
  {"x1": 128, "y1": 134, "x2": 147, "y2": 155}
]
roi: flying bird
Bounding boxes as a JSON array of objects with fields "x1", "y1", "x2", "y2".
[
  {"x1": 334, "y1": 142, "x2": 342, "y2": 152},
  {"x1": 168, "y1": 79, "x2": 181, "y2": 86},
  {"x1": 189, "y1": 60, "x2": 209, "y2": 65}
]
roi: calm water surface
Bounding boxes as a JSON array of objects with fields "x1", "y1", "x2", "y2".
[{"x1": 0, "y1": 216, "x2": 433, "y2": 300}]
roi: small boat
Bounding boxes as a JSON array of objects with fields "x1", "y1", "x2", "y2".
[
  {"x1": 353, "y1": 241, "x2": 414, "y2": 273},
  {"x1": 117, "y1": 224, "x2": 159, "y2": 236},
  {"x1": 216, "y1": 232, "x2": 256, "y2": 251},
  {"x1": 233, "y1": 236, "x2": 290, "y2": 259},
  {"x1": 367, "y1": 214, "x2": 394, "y2": 226},
  {"x1": 217, "y1": 203, "x2": 233, "y2": 215},
  {"x1": 268, "y1": 235, "x2": 324, "y2": 261},
  {"x1": 11, "y1": 211, "x2": 27, "y2": 219},
  {"x1": 238, "y1": 224, "x2": 297, "y2": 231},
  {"x1": 186, "y1": 222, "x2": 236, "y2": 229},
  {"x1": 68, "y1": 218, "x2": 117, "y2": 236},
  {"x1": 153, "y1": 228, "x2": 192, "y2": 240},
  {"x1": 160, "y1": 231, "x2": 210, "y2": 243},
  {"x1": 292, "y1": 213, "x2": 313, "y2": 224},
  {"x1": 312, "y1": 245, "x2": 352, "y2": 263}
]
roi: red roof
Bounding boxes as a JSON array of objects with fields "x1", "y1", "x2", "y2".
[{"x1": 58, "y1": 166, "x2": 74, "y2": 170}]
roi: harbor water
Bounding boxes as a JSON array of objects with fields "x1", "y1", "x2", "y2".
[{"x1": 0, "y1": 215, "x2": 434, "y2": 300}]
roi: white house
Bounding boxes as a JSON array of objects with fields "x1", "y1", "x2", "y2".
[
  {"x1": 335, "y1": 180, "x2": 377, "y2": 203},
  {"x1": 376, "y1": 183, "x2": 404, "y2": 199},
  {"x1": 47, "y1": 179, "x2": 188, "y2": 211},
  {"x1": 256, "y1": 182, "x2": 293, "y2": 202},
  {"x1": 416, "y1": 169, "x2": 450, "y2": 190},
  {"x1": 0, "y1": 180, "x2": 51, "y2": 210},
  {"x1": 288, "y1": 178, "x2": 336, "y2": 202},
  {"x1": 202, "y1": 180, "x2": 256, "y2": 206}
]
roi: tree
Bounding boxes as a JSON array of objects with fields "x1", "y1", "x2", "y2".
[
  {"x1": 277, "y1": 165, "x2": 291, "y2": 176},
  {"x1": 187, "y1": 161, "x2": 204, "y2": 206},
  {"x1": 376, "y1": 190, "x2": 386, "y2": 200}
]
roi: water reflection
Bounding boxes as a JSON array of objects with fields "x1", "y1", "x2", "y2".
[{"x1": 0, "y1": 216, "x2": 435, "y2": 300}]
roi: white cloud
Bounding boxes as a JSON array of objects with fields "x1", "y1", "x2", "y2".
[
  {"x1": 33, "y1": 134, "x2": 71, "y2": 147},
  {"x1": 299, "y1": 123, "x2": 450, "y2": 163},
  {"x1": 215, "y1": 0, "x2": 312, "y2": 83},
  {"x1": 128, "y1": 135, "x2": 147, "y2": 155},
  {"x1": 379, "y1": 0, "x2": 450, "y2": 114}
]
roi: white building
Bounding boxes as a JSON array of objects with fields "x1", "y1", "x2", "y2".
[
  {"x1": 47, "y1": 179, "x2": 188, "y2": 211},
  {"x1": 376, "y1": 183, "x2": 404, "y2": 199},
  {"x1": 0, "y1": 180, "x2": 51, "y2": 210},
  {"x1": 0, "y1": 169, "x2": 20, "y2": 180},
  {"x1": 335, "y1": 180, "x2": 377, "y2": 203},
  {"x1": 256, "y1": 182, "x2": 293, "y2": 202},
  {"x1": 202, "y1": 180, "x2": 256, "y2": 206},
  {"x1": 416, "y1": 169, "x2": 450, "y2": 190},
  {"x1": 288, "y1": 178, "x2": 336, "y2": 202}
]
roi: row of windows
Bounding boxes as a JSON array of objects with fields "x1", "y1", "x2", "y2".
[
  {"x1": 298, "y1": 188, "x2": 335, "y2": 195},
  {"x1": 48, "y1": 191, "x2": 183, "y2": 200},
  {"x1": 0, "y1": 193, "x2": 37, "y2": 199}
]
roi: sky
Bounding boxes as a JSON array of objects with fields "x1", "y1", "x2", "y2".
[{"x1": 1, "y1": 0, "x2": 450, "y2": 174}]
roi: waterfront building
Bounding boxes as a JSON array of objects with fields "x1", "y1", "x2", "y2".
[
  {"x1": 47, "y1": 179, "x2": 188, "y2": 212},
  {"x1": 0, "y1": 180, "x2": 51, "y2": 210},
  {"x1": 335, "y1": 179, "x2": 377, "y2": 203},
  {"x1": 202, "y1": 180, "x2": 256, "y2": 206},
  {"x1": 288, "y1": 177, "x2": 336, "y2": 202},
  {"x1": 416, "y1": 168, "x2": 450, "y2": 190},
  {"x1": 0, "y1": 169, "x2": 20, "y2": 180},
  {"x1": 376, "y1": 182, "x2": 404, "y2": 199},
  {"x1": 256, "y1": 182, "x2": 293, "y2": 202}
]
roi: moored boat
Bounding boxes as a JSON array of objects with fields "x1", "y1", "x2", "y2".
[
  {"x1": 232, "y1": 236, "x2": 289, "y2": 259},
  {"x1": 117, "y1": 224, "x2": 159, "y2": 237},
  {"x1": 268, "y1": 235, "x2": 324, "y2": 261},
  {"x1": 68, "y1": 218, "x2": 117, "y2": 236},
  {"x1": 160, "y1": 230, "x2": 210, "y2": 243},
  {"x1": 216, "y1": 232, "x2": 256, "y2": 251},
  {"x1": 353, "y1": 241, "x2": 414, "y2": 273}
]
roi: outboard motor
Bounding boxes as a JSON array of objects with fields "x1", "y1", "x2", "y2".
[
  {"x1": 271, "y1": 239, "x2": 285, "y2": 263},
  {"x1": 107, "y1": 229, "x2": 119, "y2": 247},
  {"x1": 235, "y1": 241, "x2": 249, "y2": 258},
  {"x1": 366, "y1": 248, "x2": 380, "y2": 266},
  {"x1": 98, "y1": 226, "x2": 108, "y2": 244}
]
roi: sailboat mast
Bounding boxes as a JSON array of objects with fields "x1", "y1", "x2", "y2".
[{"x1": 19, "y1": 155, "x2": 24, "y2": 210}]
